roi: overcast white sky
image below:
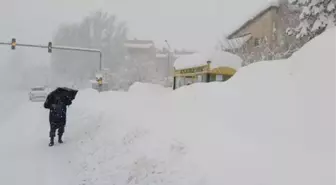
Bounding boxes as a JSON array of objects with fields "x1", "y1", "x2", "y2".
[
  {"x1": 0, "y1": 0, "x2": 275, "y2": 50},
  {"x1": 0, "y1": 0, "x2": 275, "y2": 68}
]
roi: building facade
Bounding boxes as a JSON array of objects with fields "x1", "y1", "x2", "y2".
[
  {"x1": 124, "y1": 39, "x2": 156, "y2": 62},
  {"x1": 223, "y1": 1, "x2": 306, "y2": 65},
  {"x1": 155, "y1": 48, "x2": 196, "y2": 79}
]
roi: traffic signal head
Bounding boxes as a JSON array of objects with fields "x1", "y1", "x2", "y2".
[
  {"x1": 11, "y1": 38, "x2": 16, "y2": 50},
  {"x1": 48, "y1": 42, "x2": 52, "y2": 53}
]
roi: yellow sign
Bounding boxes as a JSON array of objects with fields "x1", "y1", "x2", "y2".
[
  {"x1": 180, "y1": 66, "x2": 205, "y2": 74},
  {"x1": 209, "y1": 67, "x2": 236, "y2": 75},
  {"x1": 97, "y1": 77, "x2": 102, "y2": 85},
  {"x1": 175, "y1": 65, "x2": 208, "y2": 76}
]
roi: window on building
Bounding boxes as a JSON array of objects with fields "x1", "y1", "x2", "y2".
[
  {"x1": 210, "y1": 74, "x2": 216, "y2": 82},
  {"x1": 223, "y1": 75, "x2": 232, "y2": 81},
  {"x1": 197, "y1": 75, "x2": 202, "y2": 82},
  {"x1": 254, "y1": 38, "x2": 260, "y2": 46},
  {"x1": 216, "y1": 75, "x2": 223, "y2": 81},
  {"x1": 185, "y1": 77, "x2": 193, "y2": 85},
  {"x1": 175, "y1": 77, "x2": 182, "y2": 88},
  {"x1": 202, "y1": 74, "x2": 208, "y2": 82}
]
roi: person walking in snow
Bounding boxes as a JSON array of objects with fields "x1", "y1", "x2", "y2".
[{"x1": 44, "y1": 91, "x2": 72, "y2": 146}]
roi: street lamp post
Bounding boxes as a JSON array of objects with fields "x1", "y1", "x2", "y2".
[{"x1": 164, "y1": 40, "x2": 172, "y2": 78}]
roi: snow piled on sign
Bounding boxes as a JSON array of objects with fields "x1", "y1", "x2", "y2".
[{"x1": 174, "y1": 50, "x2": 242, "y2": 70}]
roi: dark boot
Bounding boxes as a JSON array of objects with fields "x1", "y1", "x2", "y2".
[
  {"x1": 49, "y1": 137, "x2": 54, "y2": 146},
  {"x1": 58, "y1": 135, "x2": 63, "y2": 144},
  {"x1": 49, "y1": 122, "x2": 57, "y2": 146},
  {"x1": 58, "y1": 124, "x2": 65, "y2": 144}
]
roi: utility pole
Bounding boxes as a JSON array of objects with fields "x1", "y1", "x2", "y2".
[{"x1": 164, "y1": 40, "x2": 172, "y2": 78}]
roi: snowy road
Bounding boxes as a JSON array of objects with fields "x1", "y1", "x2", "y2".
[
  {"x1": 0, "y1": 90, "x2": 109, "y2": 185},
  {"x1": 0, "y1": 91, "x2": 29, "y2": 124},
  {"x1": 0, "y1": 101, "x2": 75, "y2": 185}
]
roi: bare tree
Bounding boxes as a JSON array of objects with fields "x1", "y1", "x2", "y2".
[{"x1": 51, "y1": 11, "x2": 128, "y2": 88}]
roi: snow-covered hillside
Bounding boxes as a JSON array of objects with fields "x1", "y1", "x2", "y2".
[{"x1": 0, "y1": 28, "x2": 334, "y2": 185}]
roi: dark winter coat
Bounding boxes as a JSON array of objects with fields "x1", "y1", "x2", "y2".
[{"x1": 44, "y1": 94, "x2": 72, "y2": 123}]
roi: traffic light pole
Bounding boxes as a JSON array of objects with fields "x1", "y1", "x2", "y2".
[
  {"x1": 52, "y1": 45, "x2": 103, "y2": 70},
  {"x1": 0, "y1": 41, "x2": 103, "y2": 71}
]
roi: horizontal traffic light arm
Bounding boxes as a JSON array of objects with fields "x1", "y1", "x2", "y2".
[
  {"x1": 0, "y1": 42, "x2": 100, "y2": 53},
  {"x1": 0, "y1": 41, "x2": 103, "y2": 70},
  {"x1": 52, "y1": 45, "x2": 100, "y2": 53}
]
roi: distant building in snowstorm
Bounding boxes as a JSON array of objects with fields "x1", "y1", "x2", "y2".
[
  {"x1": 155, "y1": 48, "x2": 196, "y2": 78},
  {"x1": 124, "y1": 39, "x2": 156, "y2": 62}
]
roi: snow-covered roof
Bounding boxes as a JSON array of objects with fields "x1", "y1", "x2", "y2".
[
  {"x1": 156, "y1": 53, "x2": 168, "y2": 58},
  {"x1": 124, "y1": 39, "x2": 155, "y2": 49},
  {"x1": 156, "y1": 52, "x2": 196, "y2": 59},
  {"x1": 174, "y1": 54, "x2": 188, "y2": 58},
  {"x1": 227, "y1": 0, "x2": 280, "y2": 39},
  {"x1": 223, "y1": 33, "x2": 252, "y2": 49},
  {"x1": 174, "y1": 50, "x2": 242, "y2": 70},
  {"x1": 174, "y1": 49, "x2": 197, "y2": 55},
  {"x1": 95, "y1": 74, "x2": 103, "y2": 78},
  {"x1": 124, "y1": 43, "x2": 154, "y2": 49}
]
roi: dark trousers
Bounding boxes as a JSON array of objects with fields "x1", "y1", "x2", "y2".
[{"x1": 49, "y1": 122, "x2": 66, "y2": 138}]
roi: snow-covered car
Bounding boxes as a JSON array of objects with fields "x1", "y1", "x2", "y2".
[{"x1": 29, "y1": 86, "x2": 48, "y2": 101}]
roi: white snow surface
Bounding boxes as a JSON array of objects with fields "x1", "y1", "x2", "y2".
[
  {"x1": 128, "y1": 82, "x2": 171, "y2": 95},
  {"x1": 0, "y1": 28, "x2": 335, "y2": 185},
  {"x1": 174, "y1": 50, "x2": 243, "y2": 70}
]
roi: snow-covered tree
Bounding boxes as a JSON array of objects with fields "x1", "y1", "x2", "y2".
[{"x1": 287, "y1": 0, "x2": 336, "y2": 39}]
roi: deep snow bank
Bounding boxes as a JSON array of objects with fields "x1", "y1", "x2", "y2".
[
  {"x1": 67, "y1": 87, "x2": 207, "y2": 184},
  {"x1": 128, "y1": 82, "x2": 171, "y2": 95},
  {"x1": 46, "y1": 28, "x2": 335, "y2": 185},
  {"x1": 169, "y1": 28, "x2": 335, "y2": 184},
  {"x1": 7, "y1": 7, "x2": 336, "y2": 185},
  {"x1": 289, "y1": 28, "x2": 335, "y2": 143}
]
